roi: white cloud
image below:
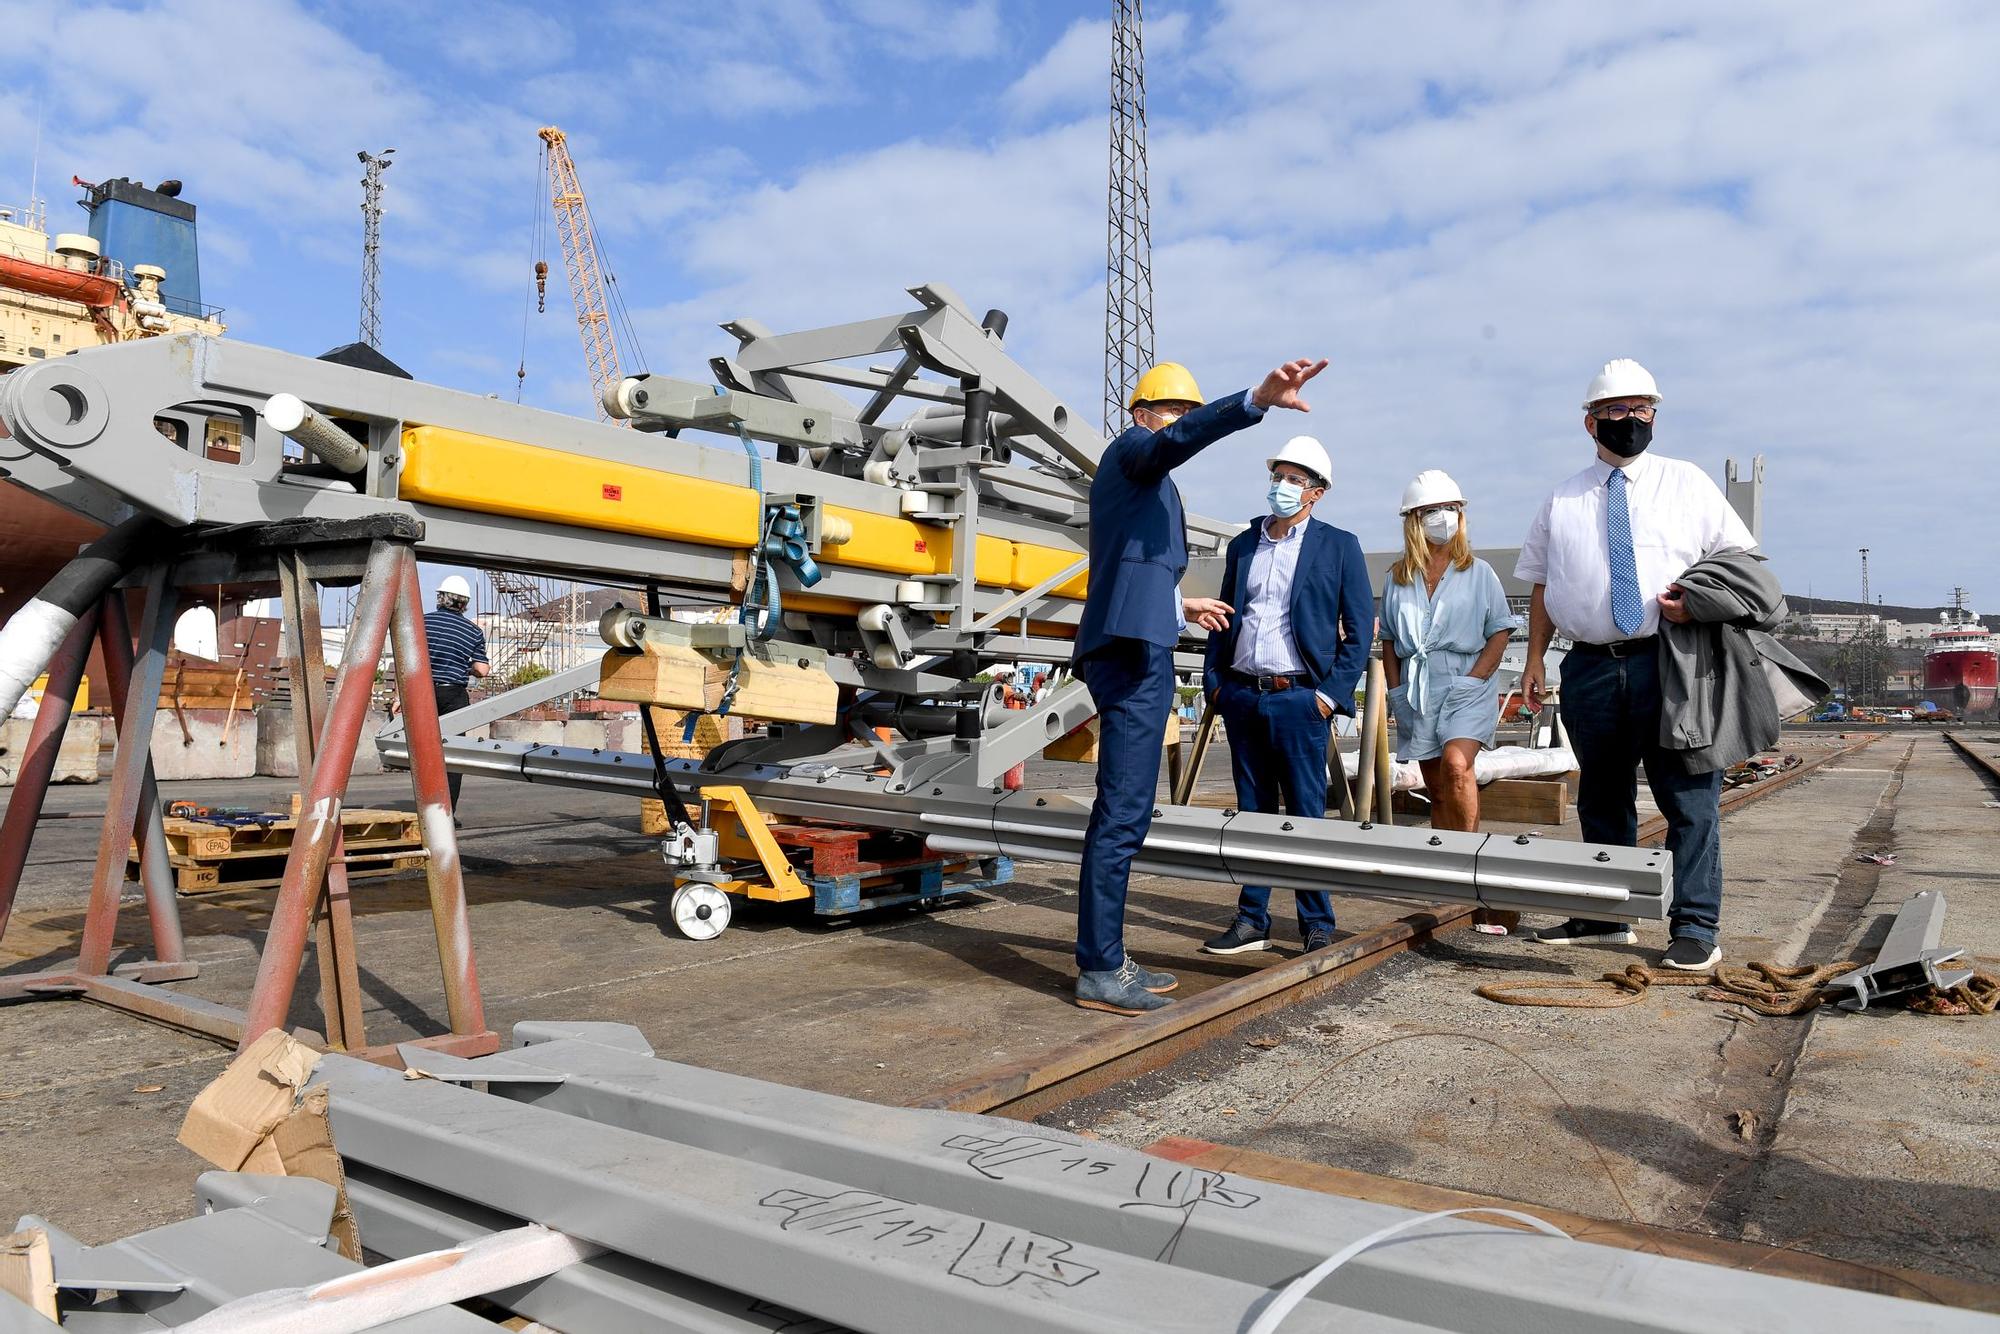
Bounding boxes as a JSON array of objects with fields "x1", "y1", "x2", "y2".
[
  {"x1": 1004, "y1": 11, "x2": 1190, "y2": 121},
  {"x1": 643, "y1": 3, "x2": 2000, "y2": 603},
  {"x1": 0, "y1": 0, "x2": 1990, "y2": 604}
]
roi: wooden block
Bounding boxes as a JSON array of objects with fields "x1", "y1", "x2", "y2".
[
  {"x1": 769, "y1": 824, "x2": 866, "y2": 877},
  {"x1": 724, "y1": 648, "x2": 839, "y2": 725},
  {"x1": 1476, "y1": 776, "x2": 1571, "y2": 824},
  {"x1": 174, "y1": 862, "x2": 222, "y2": 891},
  {"x1": 1390, "y1": 775, "x2": 1572, "y2": 825},
  {"x1": 643, "y1": 707, "x2": 737, "y2": 761},
  {"x1": 1044, "y1": 714, "x2": 1183, "y2": 763},
  {"x1": 597, "y1": 643, "x2": 724, "y2": 712},
  {"x1": 640, "y1": 796, "x2": 670, "y2": 836},
  {"x1": 0, "y1": 1228, "x2": 57, "y2": 1321}
]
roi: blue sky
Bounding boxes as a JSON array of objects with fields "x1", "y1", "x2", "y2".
[{"x1": 2, "y1": 0, "x2": 1995, "y2": 612}]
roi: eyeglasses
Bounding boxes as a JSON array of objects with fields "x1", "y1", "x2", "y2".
[
  {"x1": 1590, "y1": 404, "x2": 1657, "y2": 422},
  {"x1": 1270, "y1": 470, "x2": 1323, "y2": 489}
]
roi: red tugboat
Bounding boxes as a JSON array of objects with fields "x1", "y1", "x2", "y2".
[{"x1": 1924, "y1": 588, "x2": 1998, "y2": 718}]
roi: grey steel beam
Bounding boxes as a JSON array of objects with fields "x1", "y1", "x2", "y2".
[
  {"x1": 389, "y1": 1026, "x2": 1991, "y2": 1334},
  {"x1": 378, "y1": 734, "x2": 1670, "y2": 921},
  {"x1": 16, "y1": 1177, "x2": 488, "y2": 1331},
  {"x1": 310, "y1": 1053, "x2": 1360, "y2": 1334},
  {"x1": 339, "y1": 1166, "x2": 862, "y2": 1334}
]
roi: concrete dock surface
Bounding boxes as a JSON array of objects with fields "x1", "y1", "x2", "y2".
[{"x1": 1, "y1": 730, "x2": 1994, "y2": 1299}]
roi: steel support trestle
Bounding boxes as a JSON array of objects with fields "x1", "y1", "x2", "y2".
[{"x1": 0, "y1": 522, "x2": 494, "y2": 1062}]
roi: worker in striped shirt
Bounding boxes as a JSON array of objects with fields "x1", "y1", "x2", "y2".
[{"x1": 422, "y1": 574, "x2": 489, "y2": 816}]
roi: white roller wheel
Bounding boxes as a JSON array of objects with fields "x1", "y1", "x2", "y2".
[{"x1": 671, "y1": 883, "x2": 732, "y2": 940}]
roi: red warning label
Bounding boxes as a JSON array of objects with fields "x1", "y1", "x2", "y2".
[
  {"x1": 602, "y1": 484, "x2": 623, "y2": 501},
  {"x1": 913, "y1": 540, "x2": 928, "y2": 554}
]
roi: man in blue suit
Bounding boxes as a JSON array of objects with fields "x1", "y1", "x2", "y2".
[
  {"x1": 1072, "y1": 357, "x2": 1328, "y2": 1015},
  {"x1": 1199, "y1": 434, "x2": 1374, "y2": 958}
]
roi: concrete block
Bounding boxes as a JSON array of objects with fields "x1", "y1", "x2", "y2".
[
  {"x1": 151, "y1": 709, "x2": 257, "y2": 781},
  {"x1": 258, "y1": 705, "x2": 393, "y2": 777},
  {"x1": 601, "y1": 717, "x2": 641, "y2": 753},
  {"x1": 562, "y1": 719, "x2": 608, "y2": 750},
  {"x1": 569, "y1": 699, "x2": 639, "y2": 717},
  {"x1": 492, "y1": 719, "x2": 566, "y2": 747},
  {"x1": 0, "y1": 716, "x2": 102, "y2": 786}
]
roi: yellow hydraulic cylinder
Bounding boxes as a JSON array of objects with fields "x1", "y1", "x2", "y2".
[
  {"x1": 399, "y1": 425, "x2": 761, "y2": 547},
  {"x1": 397, "y1": 424, "x2": 1080, "y2": 601}
]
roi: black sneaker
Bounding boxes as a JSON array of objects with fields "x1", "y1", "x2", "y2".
[
  {"x1": 1201, "y1": 918, "x2": 1271, "y2": 955},
  {"x1": 1528, "y1": 918, "x2": 1638, "y2": 946},
  {"x1": 1660, "y1": 936, "x2": 1721, "y2": 971},
  {"x1": 1301, "y1": 927, "x2": 1335, "y2": 954}
]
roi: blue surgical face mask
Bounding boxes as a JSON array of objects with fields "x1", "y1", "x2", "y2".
[{"x1": 1267, "y1": 479, "x2": 1304, "y2": 518}]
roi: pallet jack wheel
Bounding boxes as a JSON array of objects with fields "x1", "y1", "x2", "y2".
[{"x1": 671, "y1": 883, "x2": 732, "y2": 940}]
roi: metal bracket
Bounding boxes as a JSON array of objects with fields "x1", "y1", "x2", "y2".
[{"x1": 1825, "y1": 889, "x2": 1974, "y2": 1011}]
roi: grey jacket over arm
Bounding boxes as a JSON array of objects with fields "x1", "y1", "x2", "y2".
[{"x1": 1658, "y1": 549, "x2": 1828, "y2": 774}]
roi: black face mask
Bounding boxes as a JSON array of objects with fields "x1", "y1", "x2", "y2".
[{"x1": 1595, "y1": 416, "x2": 1653, "y2": 458}]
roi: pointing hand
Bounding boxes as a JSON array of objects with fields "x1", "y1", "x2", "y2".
[{"x1": 1250, "y1": 358, "x2": 1330, "y2": 412}]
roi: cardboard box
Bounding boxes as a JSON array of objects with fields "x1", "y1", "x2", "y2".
[{"x1": 177, "y1": 1029, "x2": 359, "y2": 1259}]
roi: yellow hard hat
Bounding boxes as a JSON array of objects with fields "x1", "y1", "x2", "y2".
[{"x1": 1128, "y1": 362, "x2": 1203, "y2": 410}]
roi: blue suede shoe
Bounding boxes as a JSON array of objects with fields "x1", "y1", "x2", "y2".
[
  {"x1": 1128, "y1": 960, "x2": 1178, "y2": 993},
  {"x1": 1075, "y1": 959, "x2": 1175, "y2": 1015}
]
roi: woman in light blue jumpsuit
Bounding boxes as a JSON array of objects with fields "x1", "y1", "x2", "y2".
[{"x1": 1380, "y1": 470, "x2": 1520, "y2": 831}]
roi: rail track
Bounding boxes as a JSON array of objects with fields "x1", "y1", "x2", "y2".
[
  {"x1": 1942, "y1": 728, "x2": 2000, "y2": 787},
  {"x1": 914, "y1": 732, "x2": 1883, "y2": 1118}
]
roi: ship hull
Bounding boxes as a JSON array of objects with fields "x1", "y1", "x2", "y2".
[{"x1": 1925, "y1": 647, "x2": 1999, "y2": 716}]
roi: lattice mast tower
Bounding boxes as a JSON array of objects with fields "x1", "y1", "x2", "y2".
[
  {"x1": 1103, "y1": 0, "x2": 1154, "y2": 433},
  {"x1": 1857, "y1": 546, "x2": 1872, "y2": 703},
  {"x1": 357, "y1": 148, "x2": 394, "y2": 349},
  {"x1": 537, "y1": 127, "x2": 626, "y2": 424}
]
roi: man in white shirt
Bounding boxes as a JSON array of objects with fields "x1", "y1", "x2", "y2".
[{"x1": 1516, "y1": 359, "x2": 1756, "y2": 971}]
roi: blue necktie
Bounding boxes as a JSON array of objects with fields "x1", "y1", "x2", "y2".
[{"x1": 1607, "y1": 467, "x2": 1643, "y2": 636}]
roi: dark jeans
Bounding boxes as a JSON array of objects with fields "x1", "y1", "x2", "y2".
[
  {"x1": 1561, "y1": 648, "x2": 1723, "y2": 946},
  {"x1": 1216, "y1": 677, "x2": 1336, "y2": 936},
  {"x1": 434, "y1": 682, "x2": 470, "y2": 809},
  {"x1": 1074, "y1": 639, "x2": 1176, "y2": 972}
]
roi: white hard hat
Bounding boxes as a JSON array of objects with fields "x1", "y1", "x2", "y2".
[
  {"x1": 1399, "y1": 469, "x2": 1464, "y2": 513},
  {"x1": 1582, "y1": 358, "x2": 1661, "y2": 408},
  {"x1": 438, "y1": 575, "x2": 473, "y2": 600},
  {"x1": 1266, "y1": 435, "x2": 1332, "y2": 486}
]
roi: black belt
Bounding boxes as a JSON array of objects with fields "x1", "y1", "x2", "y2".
[
  {"x1": 1230, "y1": 669, "x2": 1301, "y2": 692},
  {"x1": 1570, "y1": 636, "x2": 1656, "y2": 659}
]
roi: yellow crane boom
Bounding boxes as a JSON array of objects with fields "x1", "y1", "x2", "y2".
[{"x1": 537, "y1": 126, "x2": 623, "y2": 424}]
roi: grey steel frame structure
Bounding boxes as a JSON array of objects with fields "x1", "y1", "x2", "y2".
[{"x1": 0, "y1": 284, "x2": 1668, "y2": 943}]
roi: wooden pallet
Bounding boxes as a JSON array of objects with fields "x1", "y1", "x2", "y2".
[
  {"x1": 133, "y1": 802, "x2": 426, "y2": 895},
  {"x1": 142, "y1": 807, "x2": 420, "y2": 861},
  {"x1": 155, "y1": 850, "x2": 429, "y2": 895}
]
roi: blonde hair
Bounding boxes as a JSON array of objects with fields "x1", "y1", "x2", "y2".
[{"x1": 1390, "y1": 509, "x2": 1473, "y2": 586}]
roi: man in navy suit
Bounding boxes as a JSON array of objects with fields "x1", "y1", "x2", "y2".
[
  {"x1": 1198, "y1": 434, "x2": 1374, "y2": 958},
  {"x1": 1072, "y1": 357, "x2": 1328, "y2": 1016}
]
